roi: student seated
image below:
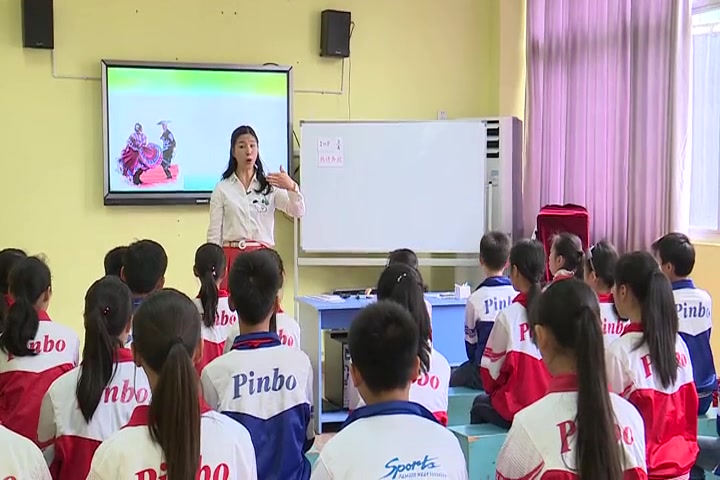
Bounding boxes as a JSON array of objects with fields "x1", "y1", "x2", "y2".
[
  {"x1": 349, "y1": 263, "x2": 451, "y2": 425},
  {"x1": 653, "y1": 232, "x2": 716, "y2": 414},
  {"x1": 387, "y1": 247, "x2": 432, "y2": 316},
  {"x1": 0, "y1": 423, "x2": 51, "y2": 479},
  {"x1": 608, "y1": 251, "x2": 698, "y2": 479},
  {"x1": 201, "y1": 249, "x2": 313, "y2": 480},
  {"x1": 0, "y1": 247, "x2": 26, "y2": 331},
  {"x1": 692, "y1": 413, "x2": 720, "y2": 479},
  {"x1": 192, "y1": 243, "x2": 234, "y2": 375},
  {"x1": 86, "y1": 289, "x2": 257, "y2": 479},
  {"x1": 452, "y1": 231, "x2": 516, "y2": 389},
  {"x1": 223, "y1": 248, "x2": 300, "y2": 353},
  {"x1": 584, "y1": 240, "x2": 625, "y2": 345},
  {"x1": 121, "y1": 239, "x2": 167, "y2": 313},
  {"x1": 38, "y1": 276, "x2": 150, "y2": 480},
  {"x1": 496, "y1": 279, "x2": 647, "y2": 479},
  {"x1": 103, "y1": 245, "x2": 127, "y2": 277},
  {"x1": 548, "y1": 232, "x2": 584, "y2": 281},
  {"x1": 311, "y1": 301, "x2": 467, "y2": 480},
  {"x1": 472, "y1": 239, "x2": 550, "y2": 428},
  {"x1": 0, "y1": 256, "x2": 80, "y2": 445}
]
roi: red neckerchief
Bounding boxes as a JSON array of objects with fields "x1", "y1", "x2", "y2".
[
  {"x1": 512, "y1": 292, "x2": 528, "y2": 308},
  {"x1": 597, "y1": 292, "x2": 614, "y2": 304}
]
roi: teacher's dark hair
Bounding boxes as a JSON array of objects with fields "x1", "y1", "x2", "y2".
[
  {"x1": 77, "y1": 276, "x2": 133, "y2": 422},
  {"x1": 222, "y1": 125, "x2": 271, "y2": 195},
  {"x1": 0, "y1": 256, "x2": 51, "y2": 357},
  {"x1": 133, "y1": 289, "x2": 202, "y2": 480}
]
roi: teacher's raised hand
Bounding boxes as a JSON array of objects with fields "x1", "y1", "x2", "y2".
[{"x1": 267, "y1": 165, "x2": 296, "y2": 190}]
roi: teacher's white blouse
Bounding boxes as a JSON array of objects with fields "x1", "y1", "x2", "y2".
[{"x1": 207, "y1": 173, "x2": 305, "y2": 246}]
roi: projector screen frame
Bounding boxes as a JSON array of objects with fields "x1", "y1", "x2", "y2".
[{"x1": 101, "y1": 59, "x2": 294, "y2": 206}]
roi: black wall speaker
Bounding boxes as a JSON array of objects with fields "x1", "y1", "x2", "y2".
[
  {"x1": 320, "y1": 10, "x2": 351, "y2": 58},
  {"x1": 22, "y1": 0, "x2": 54, "y2": 49}
]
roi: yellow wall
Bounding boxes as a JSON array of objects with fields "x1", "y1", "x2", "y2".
[
  {"x1": 0, "y1": 0, "x2": 501, "y2": 337},
  {"x1": 686, "y1": 244, "x2": 720, "y2": 369}
]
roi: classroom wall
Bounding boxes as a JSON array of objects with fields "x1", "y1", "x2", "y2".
[
  {"x1": 0, "y1": 0, "x2": 501, "y2": 337},
  {"x1": 685, "y1": 244, "x2": 720, "y2": 370}
]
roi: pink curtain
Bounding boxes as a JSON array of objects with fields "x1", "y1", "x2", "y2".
[{"x1": 524, "y1": 0, "x2": 692, "y2": 252}]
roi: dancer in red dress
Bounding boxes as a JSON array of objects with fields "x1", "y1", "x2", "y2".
[{"x1": 118, "y1": 123, "x2": 163, "y2": 185}]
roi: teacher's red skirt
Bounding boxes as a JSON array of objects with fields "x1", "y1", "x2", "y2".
[{"x1": 220, "y1": 241, "x2": 268, "y2": 291}]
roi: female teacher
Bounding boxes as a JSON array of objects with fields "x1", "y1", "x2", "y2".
[{"x1": 207, "y1": 125, "x2": 305, "y2": 289}]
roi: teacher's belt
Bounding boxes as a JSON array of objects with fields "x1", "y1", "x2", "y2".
[{"x1": 222, "y1": 240, "x2": 266, "y2": 249}]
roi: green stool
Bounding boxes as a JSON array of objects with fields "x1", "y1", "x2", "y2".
[
  {"x1": 448, "y1": 386, "x2": 479, "y2": 426},
  {"x1": 449, "y1": 423, "x2": 507, "y2": 479}
]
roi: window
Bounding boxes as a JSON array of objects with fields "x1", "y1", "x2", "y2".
[{"x1": 690, "y1": 5, "x2": 720, "y2": 232}]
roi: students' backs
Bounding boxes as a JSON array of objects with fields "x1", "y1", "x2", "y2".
[
  {"x1": 194, "y1": 296, "x2": 238, "y2": 374},
  {"x1": 312, "y1": 402, "x2": 467, "y2": 480},
  {"x1": 86, "y1": 405, "x2": 257, "y2": 480},
  {"x1": 0, "y1": 316, "x2": 80, "y2": 444},
  {"x1": 598, "y1": 294, "x2": 625, "y2": 346},
  {"x1": 349, "y1": 348, "x2": 451, "y2": 425},
  {"x1": 38, "y1": 349, "x2": 150, "y2": 480},
  {"x1": 672, "y1": 281, "x2": 716, "y2": 395},
  {"x1": 202, "y1": 332, "x2": 313, "y2": 480},
  {"x1": 606, "y1": 326, "x2": 698, "y2": 478},
  {"x1": 496, "y1": 381, "x2": 647, "y2": 478},
  {"x1": 0, "y1": 424, "x2": 51, "y2": 480},
  {"x1": 222, "y1": 312, "x2": 301, "y2": 353},
  {"x1": 464, "y1": 277, "x2": 516, "y2": 365}
]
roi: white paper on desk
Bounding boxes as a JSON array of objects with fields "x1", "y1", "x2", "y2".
[
  {"x1": 308, "y1": 294, "x2": 345, "y2": 303},
  {"x1": 318, "y1": 136, "x2": 344, "y2": 168}
]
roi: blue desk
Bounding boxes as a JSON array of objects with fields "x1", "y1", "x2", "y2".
[{"x1": 297, "y1": 294, "x2": 467, "y2": 432}]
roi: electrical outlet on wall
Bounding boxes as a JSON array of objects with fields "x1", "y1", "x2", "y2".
[{"x1": 437, "y1": 110, "x2": 448, "y2": 120}]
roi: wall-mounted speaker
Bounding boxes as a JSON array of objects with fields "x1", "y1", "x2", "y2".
[
  {"x1": 22, "y1": 0, "x2": 54, "y2": 49},
  {"x1": 320, "y1": 10, "x2": 351, "y2": 58}
]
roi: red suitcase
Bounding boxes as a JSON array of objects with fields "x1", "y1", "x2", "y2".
[{"x1": 536, "y1": 204, "x2": 590, "y2": 281}]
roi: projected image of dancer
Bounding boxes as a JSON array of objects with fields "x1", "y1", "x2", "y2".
[
  {"x1": 117, "y1": 123, "x2": 163, "y2": 185},
  {"x1": 158, "y1": 120, "x2": 176, "y2": 180}
]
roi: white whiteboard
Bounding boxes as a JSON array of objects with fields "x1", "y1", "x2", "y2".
[{"x1": 299, "y1": 121, "x2": 486, "y2": 253}]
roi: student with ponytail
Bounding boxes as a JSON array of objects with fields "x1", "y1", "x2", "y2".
[
  {"x1": 37, "y1": 276, "x2": 149, "y2": 480},
  {"x1": 584, "y1": 240, "x2": 625, "y2": 345},
  {"x1": 0, "y1": 247, "x2": 26, "y2": 331},
  {"x1": 192, "y1": 243, "x2": 234, "y2": 374},
  {"x1": 607, "y1": 251, "x2": 698, "y2": 479},
  {"x1": 496, "y1": 279, "x2": 647, "y2": 479},
  {"x1": 87, "y1": 289, "x2": 257, "y2": 480},
  {"x1": 473, "y1": 239, "x2": 550, "y2": 428},
  {"x1": 548, "y1": 232, "x2": 584, "y2": 281},
  {"x1": 349, "y1": 263, "x2": 451, "y2": 425},
  {"x1": 0, "y1": 256, "x2": 79, "y2": 444}
]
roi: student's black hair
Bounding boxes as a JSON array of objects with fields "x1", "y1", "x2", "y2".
[
  {"x1": 132, "y1": 289, "x2": 202, "y2": 480},
  {"x1": 194, "y1": 243, "x2": 227, "y2": 329},
  {"x1": 228, "y1": 249, "x2": 282, "y2": 326},
  {"x1": 376, "y1": 263, "x2": 431, "y2": 374},
  {"x1": 585, "y1": 240, "x2": 619, "y2": 288},
  {"x1": 387, "y1": 248, "x2": 419, "y2": 270},
  {"x1": 615, "y1": 251, "x2": 679, "y2": 388},
  {"x1": 532, "y1": 279, "x2": 624, "y2": 480},
  {"x1": 103, "y1": 246, "x2": 127, "y2": 277},
  {"x1": 651, "y1": 232, "x2": 695, "y2": 278},
  {"x1": 76, "y1": 276, "x2": 133, "y2": 422},
  {"x1": 0, "y1": 256, "x2": 51, "y2": 357},
  {"x1": 221, "y1": 125, "x2": 271, "y2": 195},
  {"x1": 349, "y1": 300, "x2": 419, "y2": 393},
  {"x1": 264, "y1": 249, "x2": 286, "y2": 333},
  {"x1": 552, "y1": 232, "x2": 584, "y2": 279},
  {"x1": 509, "y1": 239, "x2": 546, "y2": 317},
  {"x1": 122, "y1": 239, "x2": 168, "y2": 295},
  {"x1": 0, "y1": 248, "x2": 27, "y2": 330},
  {"x1": 479, "y1": 231, "x2": 512, "y2": 271}
]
